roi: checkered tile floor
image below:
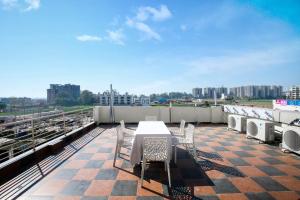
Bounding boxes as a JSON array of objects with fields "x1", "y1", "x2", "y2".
[{"x1": 16, "y1": 124, "x2": 300, "y2": 200}]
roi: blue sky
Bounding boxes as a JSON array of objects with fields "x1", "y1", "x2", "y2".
[{"x1": 0, "y1": 0, "x2": 300, "y2": 98}]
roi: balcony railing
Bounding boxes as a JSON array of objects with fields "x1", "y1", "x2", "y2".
[{"x1": 0, "y1": 108, "x2": 94, "y2": 164}]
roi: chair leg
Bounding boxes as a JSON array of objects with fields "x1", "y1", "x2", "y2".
[
  {"x1": 167, "y1": 161, "x2": 171, "y2": 188},
  {"x1": 164, "y1": 162, "x2": 167, "y2": 171},
  {"x1": 174, "y1": 145, "x2": 177, "y2": 164},
  {"x1": 118, "y1": 145, "x2": 121, "y2": 157},
  {"x1": 193, "y1": 144, "x2": 196, "y2": 158},
  {"x1": 113, "y1": 143, "x2": 118, "y2": 167},
  {"x1": 141, "y1": 158, "x2": 146, "y2": 187}
]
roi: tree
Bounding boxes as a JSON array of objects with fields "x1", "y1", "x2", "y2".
[
  {"x1": 80, "y1": 90, "x2": 96, "y2": 105},
  {"x1": 55, "y1": 92, "x2": 79, "y2": 106},
  {"x1": 0, "y1": 102, "x2": 6, "y2": 112}
]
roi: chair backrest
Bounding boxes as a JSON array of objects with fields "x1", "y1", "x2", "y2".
[
  {"x1": 143, "y1": 137, "x2": 168, "y2": 161},
  {"x1": 185, "y1": 124, "x2": 195, "y2": 143},
  {"x1": 116, "y1": 126, "x2": 124, "y2": 144},
  {"x1": 179, "y1": 120, "x2": 186, "y2": 134},
  {"x1": 145, "y1": 116, "x2": 157, "y2": 121},
  {"x1": 120, "y1": 120, "x2": 125, "y2": 130}
]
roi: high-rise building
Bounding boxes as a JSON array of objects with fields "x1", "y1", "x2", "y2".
[
  {"x1": 229, "y1": 85, "x2": 282, "y2": 99},
  {"x1": 215, "y1": 87, "x2": 228, "y2": 98},
  {"x1": 203, "y1": 87, "x2": 215, "y2": 98},
  {"x1": 287, "y1": 86, "x2": 300, "y2": 99},
  {"x1": 192, "y1": 88, "x2": 202, "y2": 98},
  {"x1": 198, "y1": 87, "x2": 228, "y2": 98},
  {"x1": 47, "y1": 84, "x2": 80, "y2": 105}
]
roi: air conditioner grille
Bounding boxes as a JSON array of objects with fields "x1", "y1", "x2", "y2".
[
  {"x1": 284, "y1": 130, "x2": 300, "y2": 151},
  {"x1": 229, "y1": 116, "x2": 236, "y2": 129},
  {"x1": 247, "y1": 121, "x2": 258, "y2": 136}
]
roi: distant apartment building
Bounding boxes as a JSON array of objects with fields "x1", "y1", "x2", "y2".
[
  {"x1": 133, "y1": 95, "x2": 151, "y2": 106},
  {"x1": 194, "y1": 87, "x2": 228, "y2": 99},
  {"x1": 47, "y1": 84, "x2": 80, "y2": 104},
  {"x1": 229, "y1": 85, "x2": 282, "y2": 99},
  {"x1": 215, "y1": 87, "x2": 228, "y2": 98},
  {"x1": 0, "y1": 97, "x2": 33, "y2": 106},
  {"x1": 287, "y1": 86, "x2": 300, "y2": 99},
  {"x1": 203, "y1": 87, "x2": 215, "y2": 98},
  {"x1": 99, "y1": 90, "x2": 150, "y2": 106},
  {"x1": 99, "y1": 90, "x2": 133, "y2": 105},
  {"x1": 192, "y1": 88, "x2": 202, "y2": 98}
]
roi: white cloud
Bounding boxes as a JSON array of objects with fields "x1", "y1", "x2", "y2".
[
  {"x1": 1, "y1": 0, "x2": 18, "y2": 9},
  {"x1": 24, "y1": 0, "x2": 39, "y2": 11},
  {"x1": 136, "y1": 5, "x2": 172, "y2": 22},
  {"x1": 125, "y1": 4, "x2": 171, "y2": 41},
  {"x1": 76, "y1": 35, "x2": 102, "y2": 42},
  {"x1": 106, "y1": 29, "x2": 125, "y2": 45},
  {"x1": 1, "y1": 0, "x2": 40, "y2": 11},
  {"x1": 180, "y1": 25, "x2": 187, "y2": 31},
  {"x1": 126, "y1": 18, "x2": 161, "y2": 41},
  {"x1": 185, "y1": 41, "x2": 300, "y2": 75}
]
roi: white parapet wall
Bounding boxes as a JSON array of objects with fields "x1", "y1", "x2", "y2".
[
  {"x1": 93, "y1": 106, "x2": 225, "y2": 124},
  {"x1": 94, "y1": 106, "x2": 111, "y2": 123},
  {"x1": 211, "y1": 106, "x2": 225, "y2": 123},
  {"x1": 195, "y1": 107, "x2": 212, "y2": 123},
  {"x1": 171, "y1": 107, "x2": 196, "y2": 123},
  {"x1": 113, "y1": 106, "x2": 170, "y2": 123}
]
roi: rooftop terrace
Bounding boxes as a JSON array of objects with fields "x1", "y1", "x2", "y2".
[{"x1": 2, "y1": 124, "x2": 299, "y2": 200}]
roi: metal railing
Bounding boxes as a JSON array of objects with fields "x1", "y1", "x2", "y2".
[{"x1": 0, "y1": 108, "x2": 94, "y2": 164}]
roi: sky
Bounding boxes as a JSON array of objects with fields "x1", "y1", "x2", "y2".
[{"x1": 0, "y1": 0, "x2": 300, "y2": 98}]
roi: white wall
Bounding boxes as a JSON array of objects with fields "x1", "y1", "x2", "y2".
[
  {"x1": 195, "y1": 107, "x2": 211, "y2": 122},
  {"x1": 171, "y1": 107, "x2": 196, "y2": 123},
  {"x1": 93, "y1": 106, "x2": 224, "y2": 124},
  {"x1": 113, "y1": 106, "x2": 170, "y2": 123},
  {"x1": 211, "y1": 106, "x2": 225, "y2": 123},
  {"x1": 94, "y1": 106, "x2": 111, "y2": 123}
]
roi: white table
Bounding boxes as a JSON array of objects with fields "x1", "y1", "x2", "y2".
[{"x1": 130, "y1": 121, "x2": 172, "y2": 165}]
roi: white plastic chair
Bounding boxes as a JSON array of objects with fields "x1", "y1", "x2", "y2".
[
  {"x1": 120, "y1": 120, "x2": 134, "y2": 137},
  {"x1": 141, "y1": 137, "x2": 171, "y2": 188},
  {"x1": 172, "y1": 124, "x2": 196, "y2": 164},
  {"x1": 172, "y1": 120, "x2": 186, "y2": 137},
  {"x1": 145, "y1": 116, "x2": 157, "y2": 121},
  {"x1": 113, "y1": 126, "x2": 133, "y2": 167}
]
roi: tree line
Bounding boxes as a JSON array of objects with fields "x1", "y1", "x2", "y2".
[{"x1": 54, "y1": 90, "x2": 98, "y2": 106}]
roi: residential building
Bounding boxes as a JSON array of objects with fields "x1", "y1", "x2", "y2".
[
  {"x1": 133, "y1": 95, "x2": 150, "y2": 106},
  {"x1": 99, "y1": 91, "x2": 151, "y2": 106},
  {"x1": 47, "y1": 84, "x2": 80, "y2": 104},
  {"x1": 215, "y1": 87, "x2": 228, "y2": 98},
  {"x1": 199, "y1": 87, "x2": 228, "y2": 98},
  {"x1": 99, "y1": 90, "x2": 133, "y2": 105},
  {"x1": 203, "y1": 87, "x2": 215, "y2": 98},
  {"x1": 229, "y1": 85, "x2": 283, "y2": 99},
  {"x1": 287, "y1": 85, "x2": 300, "y2": 99},
  {"x1": 192, "y1": 88, "x2": 202, "y2": 98}
]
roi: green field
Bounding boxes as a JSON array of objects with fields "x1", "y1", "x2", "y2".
[
  {"x1": 152, "y1": 99, "x2": 273, "y2": 108},
  {"x1": 223, "y1": 99, "x2": 273, "y2": 108}
]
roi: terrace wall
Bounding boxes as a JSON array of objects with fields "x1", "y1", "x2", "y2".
[{"x1": 93, "y1": 106, "x2": 226, "y2": 124}]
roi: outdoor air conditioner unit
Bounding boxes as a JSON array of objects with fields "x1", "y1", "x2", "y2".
[
  {"x1": 282, "y1": 125, "x2": 300, "y2": 154},
  {"x1": 228, "y1": 114, "x2": 247, "y2": 132},
  {"x1": 246, "y1": 119, "x2": 274, "y2": 142}
]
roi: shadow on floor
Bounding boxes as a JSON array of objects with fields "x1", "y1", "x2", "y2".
[
  {"x1": 115, "y1": 147, "x2": 244, "y2": 200},
  {"x1": 0, "y1": 127, "x2": 105, "y2": 200}
]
